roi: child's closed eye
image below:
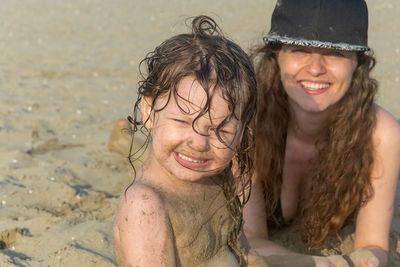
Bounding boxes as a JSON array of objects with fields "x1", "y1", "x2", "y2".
[
  {"x1": 172, "y1": 118, "x2": 190, "y2": 125},
  {"x1": 219, "y1": 129, "x2": 234, "y2": 136},
  {"x1": 214, "y1": 127, "x2": 236, "y2": 140}
]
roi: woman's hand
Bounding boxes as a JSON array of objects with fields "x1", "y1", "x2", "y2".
[
  {"x1": 348, "y1": 248, "x2": 380, "y2": 267},
  {"x1": 313, "y1": 255, "x2": 348, "y2": 267},
  {"x1": 313, "y1": 248, "x2": 381, "y2": 267}
]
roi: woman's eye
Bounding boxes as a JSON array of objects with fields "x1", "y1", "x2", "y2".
[
  {"x1": 292, "y1": 48, "x2": 309, "y2": 54},
  {"x1": 326, "y1": 51, "x2": 344, "y2": 57}
]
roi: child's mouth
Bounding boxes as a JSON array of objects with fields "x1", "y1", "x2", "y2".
[
  {"x1": 177, "y1": 153, "x2": 206, "y2": 163},
  {"x1": 174, "y1": 152, "x2": 210, "y2": 169}
]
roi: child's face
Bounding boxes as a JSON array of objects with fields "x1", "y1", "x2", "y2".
[{"x1": 143, "y1": 76, "x2": 240, "y2": 183}]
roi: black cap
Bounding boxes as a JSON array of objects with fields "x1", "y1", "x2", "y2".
[{"x1": 264, "y1": 0, "x2": 370, "y2": 51}]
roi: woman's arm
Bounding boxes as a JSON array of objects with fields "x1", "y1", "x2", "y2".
[
  {"x1": 243, "y1": 173, "x2": 325, "y2": 266},
  {"x1": 113, "y1": 183, "x2": 177, "y2": 267},
  {"x1": 242, "y1": 159, "x2": 394, "y2": 267},
  {"x1": 352, "y1": 107, "x2": 400, "y2": 266},
  {"x1": 243, "y1": 172, "x2": 295, "y2": 256}
]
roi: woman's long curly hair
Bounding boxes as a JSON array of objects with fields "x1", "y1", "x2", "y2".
[
  {"x1": 128, "y1": 16, "x2": 257, "y2": 265},
  {"x1": 251, "y1": 42, "x2": 378, "y2": 247}
]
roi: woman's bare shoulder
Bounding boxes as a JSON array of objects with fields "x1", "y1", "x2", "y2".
[
  {"x1": 372, "y1": 105, "x2": 400, "y2": 183},
  {"x1": 374, "y1": 105, "x2": 400, "y2": 147}
]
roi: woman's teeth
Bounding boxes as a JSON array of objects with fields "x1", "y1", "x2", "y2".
[
  {"x1": 178, "y1": 153, "x2": 205, "y2": 163},
  {"x1": 300, "y1": 81, "x2": 329, "y2": 90}
]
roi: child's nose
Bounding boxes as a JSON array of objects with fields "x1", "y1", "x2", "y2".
[
  {"x1": 187, "y1": 132, "x2": 210, "y2": 152},
  {"x1": 188, "y1": 119, "x2": 212, "y2": 151},
  {"x1": 307, "y1": 54, "x2": 326, "y2": 76}
]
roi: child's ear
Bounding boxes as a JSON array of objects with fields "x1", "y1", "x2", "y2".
[{"x1": 141, "y1": 96, "x2": 153, "y2": 129}]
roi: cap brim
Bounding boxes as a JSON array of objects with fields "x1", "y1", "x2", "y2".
[{"x1": 263, "y1": 36, "x2": 370, "y2": 52}]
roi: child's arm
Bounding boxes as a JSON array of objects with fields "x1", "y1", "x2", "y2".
[{"x1": 113, "y1": 183, "x2": 177, "y2": 267}]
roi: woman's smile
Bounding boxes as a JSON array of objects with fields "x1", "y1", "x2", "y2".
[
  {"x1": 278, "y1": 45, "x2": 358, "y2": 113},
  {"x1": 299, "y1": 81, "x2": 331, "y2": 95}
]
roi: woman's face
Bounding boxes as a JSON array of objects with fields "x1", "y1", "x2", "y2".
[{"x1": 278, "y1": 45, "x2": 358, "y2": 114}]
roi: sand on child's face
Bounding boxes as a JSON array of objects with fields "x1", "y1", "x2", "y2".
[{"x1": 147, "y1": 77, "x2": 238, "y2": 185}]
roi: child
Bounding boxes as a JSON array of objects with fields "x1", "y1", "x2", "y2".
[{"x1": 113, "y1": 16, "x2": 268, "y2": 266}]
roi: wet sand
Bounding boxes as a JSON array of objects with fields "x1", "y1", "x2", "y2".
[{"x1": 0, "y1": 0, "x2": 398, "y2": 266}]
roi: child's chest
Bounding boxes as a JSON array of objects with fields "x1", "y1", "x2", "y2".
[{"x1": 163, "y1": 189, "x2": 237, "y2": 266}]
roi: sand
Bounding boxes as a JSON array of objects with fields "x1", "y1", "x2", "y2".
[{"x1": 0, "y1": 0, "x2": 398, "y2": 266}]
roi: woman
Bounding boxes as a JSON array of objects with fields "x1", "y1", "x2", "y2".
[{"x1": 245, "y1": 0, "x2": 400, "y2": 266}]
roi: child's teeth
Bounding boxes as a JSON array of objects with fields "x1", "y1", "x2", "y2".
[{"x1": 178, "y1": 153, "x2": 205, "y2": 163}]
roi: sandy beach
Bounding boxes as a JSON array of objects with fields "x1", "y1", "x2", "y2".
[{"x1": 0, "y1": 0, "x2": 398, "y2": 266}]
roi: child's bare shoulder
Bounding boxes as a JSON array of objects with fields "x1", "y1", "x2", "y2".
[
  {"x1": 114, "y1": 182, "x2": 176, "y2": 266},
  {"x1": 116, "y1": 182, "x2": 166, "y2": 221}
]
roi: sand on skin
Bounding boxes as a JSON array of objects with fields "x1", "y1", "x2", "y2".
[{"x1": 0, "y1": 0, "x2": 399, "y2": 266}]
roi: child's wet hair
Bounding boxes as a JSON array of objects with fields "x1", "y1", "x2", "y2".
[
  {"x1": 127, "y1": 15, "x2": 257, "y2": 266},
  {"x1": 130, "y1": 15, "x2": 256, "y2": 148}
]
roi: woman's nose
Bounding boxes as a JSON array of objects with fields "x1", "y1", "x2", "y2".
[{"x1": 307, "y1": 53, "x2": 327, "y2": 76}]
